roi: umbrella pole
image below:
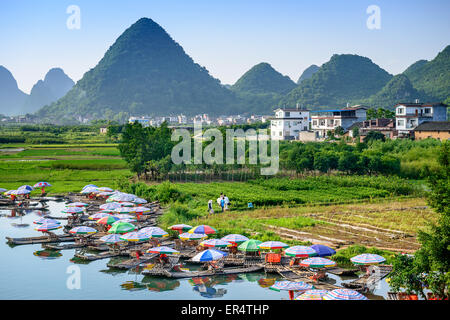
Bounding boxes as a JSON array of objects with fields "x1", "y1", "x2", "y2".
[{"x1": 288, "y1": 290, "x2": 294, "y2": 300}]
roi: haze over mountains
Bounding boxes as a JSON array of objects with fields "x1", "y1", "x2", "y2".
[
  {"x1": 0, "y1": 67, "x2": 74, "y2": 116},
  {"x1": 1, "y1": 17, "x2": 449, "y2": 122}
]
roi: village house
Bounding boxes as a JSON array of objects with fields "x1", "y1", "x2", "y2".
[
  {"x1": 99, "y1": 127, "x2": 108, "y2": 134},
  {"x1": 395, "y1": 102, "x2": 448, "y2": 137},
  {"x1": 413, "y1": 121, "x2": 450, "y2": 140},
  {"x1": 347, "y1": 118, "x2": 397, "y2": 141},
  {"x1": 270, "y1": 106, "x2": 310, "y2": 140},
  {"x1": 310, "y1": 105, "x2": 368, "y2": 138}
]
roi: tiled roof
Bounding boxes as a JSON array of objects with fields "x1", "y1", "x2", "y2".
[{"x1": 414, "y1": 121, "x2": 450, "y2": 131}]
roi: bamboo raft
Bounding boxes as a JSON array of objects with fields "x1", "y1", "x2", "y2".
[
  {"x1": 6, "y1": 234, "x2": 75, "y2": 245},
  {"x1": 342, "y1": 265, "x2": 392, "y2": 291},
  {"x1": 43, "y1": 243, "x2": 87, "y2": 250},
  {"x1": 327, "y1": 267, "x2": 358, "y2": 276},
  {"x1": 74, "y1": 251, "x2": 124, "y2": 261},
  {"x1": 147, "y1": 265, "x2": 264, "y2": 279},
  {"x1": 106, "y1": 253, "x2": 158, "y2": 269}
]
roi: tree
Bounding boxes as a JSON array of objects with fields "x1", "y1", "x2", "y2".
[
  {"x1": 363, "y1": 131, "x2": 386, "y2": 143},
  {"x1": 352, "y1": 126, "x2": 360, "y2": 139},
  {"x1": 334, "y1": 126, "x2": 344, "y2": 136},
  {"x1": 389, "y1": 141, "x2": 450, "y2": 299}
]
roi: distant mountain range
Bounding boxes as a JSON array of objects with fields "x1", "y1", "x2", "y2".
[
  {"x1": 0, "y1": 67, "x2": 74, "y2": 116},
  {"x1": 1, "y1": 17, "x2": 448, "y2": 121}
]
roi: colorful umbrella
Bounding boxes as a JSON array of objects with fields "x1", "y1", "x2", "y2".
[
  {"x1": 191, "y1": 249, "x2": 228, "y2": 262},
  {"x1": 82, "y1": 184, "x2": 98, "y2": 190},
  {"x1": 108, "y1": 221, "x2": 137, "y2": 234},
  {"x1": 98, "y1": 187, "x2": 114, "y2": 192},
  {"x1": 133, "y1": 198, "x2": 147, "y2": 205},
  {"x1": 69, "y1": 226, "x2": 97, "y2": 235},
  {"x1": 179, "y1": 232, "x2": 208, "y2": 241},
  {"x1": 169, "y1": 224, "x2": 193, "y2": 232},
  {"x1": 310, "y1": 244, "x2": 336, "y2": 257},
  {"x1": 238, "y1": 239, "x2": 262, "y2": 252},
  {"x1": 0, "y1": 188, "x2": 7, "y2": 193},
  {"x1": 81, "y1": 187, "x2": 99, "y2": 194},
  {"x1": 119, "y1": 202, "x2": 135, "y2": 208},
  {"x1": 62, "y1": 207, "x2": 84, "y2": 214},
  {"x1": 258, "y1": 241, "x2": 289, "y2": 250},
  {"x1": 4, "y1": 190, "x2": 15, "y2": 195},
  {"x1": 285, "y1": 245, "x2": 318, "y2": 258},
  {"x1": 34, "y1": 182, "x2": 52, "y2": 188},
  {"x1": 89, "y1": 212, "x2": 111, "y2": 220},
  {"x1": 350, "y1": 253, "x2": 386, "y2": 266},
  {"x1": 99, "y1": 203, "x2": 122, "y2": 211},
  {"x1": 113, "y1": 207, "x2": 135, "y2": 214},
  {"x1": 295, "y1": 289, "x2": 329, "y2": 300},
  {"x1": 323, "y1": 289, "x2": 368, "y2": 300},
  {"x1": 188, "y1": 225, "x2": 217, "y2": 235},
  {"x1": 139, "y1": 227, "x2": 168, "y2": 238},
  {"x1": 97, "y1": 215, "x2": 121, "y2": 225},
  {"x1": 99, "y1": 234, "x2": 124, "y2": 244},
  {"x1": 200, "y1": 239, "x2": 232, "y2": 248},
  {"x1": 33, "y1": 249, "x2": 62, "y2": 259},
  {"x1": 114, "y1": 213, "x2": 136, "y2": 220},
  {"x1": 221, "y1": 234, "x2": 249, "y2": 244},
  {"x1": 134, "y1": 207, "x2": 151, "y2": 214},
  {"x1": 299, "y1": 257, "x2": 336, "y2": 268},
  {"x1": 35, "y1": 222, "x2": 62, "y2": 232},
  {"x1": 66, "y1": 202, "x2": 88, "y2": 207},
  {"x1": 270, "y1": 281, "x2": 314, "y2": 292},
  {"x1": 146, "y1": 246, "x2": 180, "y2": 255},
  {"x1": 18, "y1": 185, "x2": 34, "y2": 191},
  {"x1": 33, "y1": 218, "x2": 60, "y2": 225},
  {"x1": 120, "y1": 232, "x2": 150, "y2": 242},
  {"x1": 107, "y1": 193, "x2": 137, "y2": 203},
  {"x1": 12, "y1": 189, "x2": 31, "y2": 195}
]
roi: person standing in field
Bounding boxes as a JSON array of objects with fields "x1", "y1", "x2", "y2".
[
  {"x1": 220, "y1": 197, "x2": 225, "y2": 213},
  {"x1": 207, "y1": 200, "x2": 214, "y2": 215},
  {"x1": 224, "y1": 195, "x2": 230, "y2": 211}
]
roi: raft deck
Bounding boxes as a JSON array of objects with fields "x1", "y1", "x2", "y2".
[
  {"x1": 6, "y1": 234, "x2": 75, "y2": 245},
  {"x1": 150, "y1": 265, "x2": 264, "y2": 279}
]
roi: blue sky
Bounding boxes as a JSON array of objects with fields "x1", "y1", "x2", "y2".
[{"x1": 1, "y1": 0, "x2": 449, "y2": 93}]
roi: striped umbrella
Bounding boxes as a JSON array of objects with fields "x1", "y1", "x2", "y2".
[
  {"x1": 120, "y1": 232, "x2": 150, "y2": 242},
  {"x1": 238, "y1": 239, "x2": 262, "y2": 252},
  {"x1": 146, "y1": 246, "x2": 180, "y2": 255},
  {"x1": 221, "y1": 234, "x2": 249, "y2": 245},
  {"x1": 99, "y1": 203, "x2": 122, "y2": 211},
  {"x1": 18, "y1": 185, "x2": 34, "y2": 191},
  {"x1": 35, "y1": 222, "x2": 62, "y2": 232},
  {"x1": 119, "y1": 218, "x2": 137, "y2": 223},
  {"x1": 12, "y1": 189, "x2": 31, "y2": 195},
  {"x1": 81, "y1": 187, "x2": 99, "y2": 194},
  {"x1": 119, "y1": 202, "x2": 135, "y2": 208},
  {"x1": 0, "y1": 188, "x2": 7, "y2": 193},
  {"x1": 258, "y1": 241, "x2": 289, "y2": 250},
  {"x1": 114, "y1": 214, "x2": 136, "y2": 221},
  {"x1": 134, "y1": 207, "x2": 151, "y2": 214},
  {"x1": 295, "y1": 289, "x2": 329, "y2": 300},
  {"x1": 139, "y1": 227, "x2": 168, "y2": 238},
  {"x1": 200, "y1": 239, "x2": 232, "y2": 248},
  {"x1": 99, "y1": 234, "x2": 124, "y2": 244},
  {"x1": 69, "y1": 226, "x2": 97, "y2": 235},
  {"x1": 4, "y1": 190, "x2": 15, "y2": 195},
  {"x1": 188, "y1": 225, "x2": 217, "y2": 235},
  {"x1": 62, "y1": 207, "x2": 84, "y2": 214},
  {"x1": 82, "y1": 184, "x2": 98, "y2": 190},
  {"x1": 108, "y1": 221, "x2": 136, "y2": 234},
  {"x1": 98, "y1": 192, "x2": 115, "y2": 197},
  {"x1": 191, "y1": 249, "x2": 228, "y2": 262},
  {"x1": 270, "y1": 281, "x2": 314, "y2": 292},
  {"x1": 179, "y1": 232, "x2": 208, "y2": 241},
  {"x1": 310, "y1": 244, "x2": 336, "y2": 257},
  {"x1": 66, "y1": 202, "x2": 88, "y2": 207},
  {"x1": 98, "y1": 187, "x2": 114, "y2": 192},
  {"x1": 97, "y1": 216, "x2": 121, "y2": 225},
  {"x1": 350, "y1": 254, "x2": 386, "y2": 266},
  {"x1": 133, "y1": 198, "x2": 148, "y2": 205},
  {"x1": 33, "y1": 218, "x2": 60, "y2": 225},
  {"x1": 89, "y1": 212, "x2": 111, "y2": 220},
  {"x1": 323, "y1": 289, "x2": 368, "y2": 300},
  {"x1": 169, "y1": 224, "x2": 193, "y2": 232},
  {"x1": 285, "y1": 246, "x2": 318, "y2": 258},
  {"x1": 114, "y1": 207, "x2": 135, "y2": 214},
  {"x1": 107, "y1": 193, "x2": 137, "y2": 203},
  {"x1": 33, "y1": 182, "x2": 52, "y2": 188},
  {"x1": 299, "y1": 257, "x2": 336, "y2": 268}
]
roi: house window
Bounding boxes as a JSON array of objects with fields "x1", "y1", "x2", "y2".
[
  {"x1": 279, "y1": 131, "x2": 282, "y2": 136},
  {"x1": 397, "y1": 107, "x2": 405, "y2": 115},
  {"x1": 424, "y1": 108, "x2": 431, "y2": 114},
  {"x1": 397, "y1": 120, "x2": 405, "y2": 127},
  {"x1": 313, "y1": 120, "x2": 317, "y2": 126},
  {"x1": 285, "y1": 112, "x2": 290, "y2": 117}
]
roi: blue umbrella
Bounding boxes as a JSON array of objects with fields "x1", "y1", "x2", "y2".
[
  {"x1": 270, "y1": 281, "x2": 314, "y2": 292},
  {"x1": 18, "y1": 185, "x2": 34, "y2": 191},
  {"x1": 310, "y1": 244, "x2": 336, "y2": 257},
  {"x1": 191, "y1": 249, "x2": 228, "y2": 262}
]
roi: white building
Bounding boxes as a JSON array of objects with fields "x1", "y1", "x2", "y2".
[
  {"x1": 270, "y1": 107, "x2": 310, "y2": 140},
  {"x1": 128, "y1": 116, "x2": 152, "y2": 127},
  {"x1": 310, "y1": 106, "x2": 367, "y2": 138},
  {"x1": 395, "y1": 102, "x2": 448, "y2": 136}
]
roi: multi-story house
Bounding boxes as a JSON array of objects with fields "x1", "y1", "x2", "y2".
[
  {"x1": 310, "y1": 106, "x2": 367, "y2": 138},
  {"x1": 270, "y1": 107, "x2": 310, "y2": 140},
  {"x1": 395, "y1": 102, "x2": 448, "y2": 136}
]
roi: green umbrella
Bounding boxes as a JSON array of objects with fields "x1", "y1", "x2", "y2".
[
  {"x1": 108, "y1": 221, "x2": 136, "y2": 234},
  {"x1": 238, "y1": 239, "x2": 262, "y2": 252}
]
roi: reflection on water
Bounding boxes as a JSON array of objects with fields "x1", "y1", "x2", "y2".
[
  {"x1": 33, "y1": 249, "x2": 62, "y2": 259},
  {"x1": 0, "y1": 201, "x2": 391, "y2": 300}
]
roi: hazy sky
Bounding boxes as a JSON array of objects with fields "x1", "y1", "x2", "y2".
[{"x1": 1, "y1": 0, "x2": 449, "y2": 93}]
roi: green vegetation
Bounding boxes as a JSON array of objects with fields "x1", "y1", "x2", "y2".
[
  {"x1": 389, "y1": 141, "x2": 449, "y2": 299},
  {"x1": 332, "y1": 245, "x2": 397, "y2": 268}
]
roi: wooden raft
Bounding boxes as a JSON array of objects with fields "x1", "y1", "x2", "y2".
[
  {"x1": 6, "y1": 234, "x2": 75, "y2": 245},
  {"x1": 106, "y1": 253, "x2": 158, "y2": 269},
  {"x1": 144, "y1": 265, "x2": 264, "y2": 279},
  {"x1": 343, "y1": 265, "x2": 393, "y2": 291}
]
